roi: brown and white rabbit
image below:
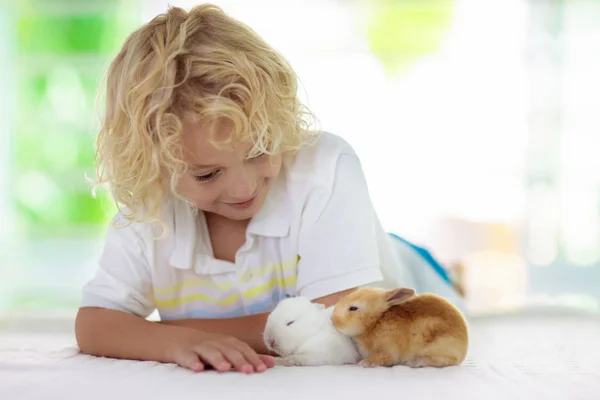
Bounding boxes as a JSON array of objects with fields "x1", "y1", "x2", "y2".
[{"x1": 331, "y1": 287, "x2": 468, "y2": 368}]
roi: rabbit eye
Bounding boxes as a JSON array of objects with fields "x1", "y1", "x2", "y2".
[
  {"x1": 286, "y1": 321, "x2": 295, "y2": 326},
  {"x1": 349, "y1": 306, "x2": 358, "y2": 311}
]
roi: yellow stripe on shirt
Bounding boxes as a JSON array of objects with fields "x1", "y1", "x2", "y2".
[
  {"x1": 153, "y1": 278, "x2": 233, "y2": 296},
  {"x1": 155, "y1": 291, "x2": 241, "y2": 309},
  {"x1": 242, "y1": 275, "x2": 297, "y2": 300},
  {"x1": 154, "y1": 275, "x2": 297, "y2": 309},
  {"x1": 241, "y1": 257, "x2": 298, "y2": 282},
  {"x1": 153, "y1": 255, "x2": 300, "y2": 297},
  {"x1": 153, "y1": 256, "x2": 300, "y2": 309}
]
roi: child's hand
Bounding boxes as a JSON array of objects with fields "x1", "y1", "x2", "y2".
[{"x1": 168, "y1": 328, "x2": 275, "y2": 373}]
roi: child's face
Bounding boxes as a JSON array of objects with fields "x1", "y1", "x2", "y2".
[{"x1": 177, "y1": 119, "x2": 282, "y2": 221}]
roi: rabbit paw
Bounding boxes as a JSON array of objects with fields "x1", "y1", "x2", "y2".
[
  {"x1": 277, "y1": 355, "x2": 311, "y2": 367},
  {"x1": 358, "y1": 359, "x2": 379, "y2": 368},
  {"x1": 359, "y1": 354, "x2": 394, "y2": 368},
  {"x1": 406, "y1": 356, "x2": 459, "y2": 368}
]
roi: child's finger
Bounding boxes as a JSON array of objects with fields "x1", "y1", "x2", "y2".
[
  {"x1": 259, "y1": 354, "x2": 276, "y2": 368},
  {"x1": 215, "y1": 344, "x2": 254, "y2": 374},
  {"x1": 176, "y1": 351, "x2": 205, "y2": 372},
  {"x1": 230, "y1": 341, "x2": 266, "y2": 372},
  {"x1": 195, "y1": 345, "x2": 231, "y2": 372}
]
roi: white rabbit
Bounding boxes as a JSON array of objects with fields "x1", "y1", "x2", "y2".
[{"x1": 263, "y1": 296, "x2": 362, "y2": 366}]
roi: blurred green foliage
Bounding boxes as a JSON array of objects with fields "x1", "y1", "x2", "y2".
[
  {"x1": 18, "y1": 14, "x2": 121, "y2": 53},
  {"x1": 365, "y1": 0, "x2": 455, "y2": 75},
  {"x1": 14, "y1": 0, "x2": 140, "y2": 237}
]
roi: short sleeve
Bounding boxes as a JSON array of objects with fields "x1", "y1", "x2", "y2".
[
  {"x1": 80, "y1": 213, "x2": 156, "y2": 318},
  {"x1": 296, "y1": 154, "x2": 384, "y2": 300}
]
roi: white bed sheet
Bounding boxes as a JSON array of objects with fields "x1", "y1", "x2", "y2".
[{"x1": 1, "y1": 312, "x2": 599, "y2": 400}]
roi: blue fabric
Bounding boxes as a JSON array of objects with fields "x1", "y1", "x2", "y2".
[
  {"x1": 388, "y1": 233, "x2": 453, "y2": 286},
  {"x1": 386, "y1": 233, "x2": 466, "y2": 315},
  {"x1": 388, "y1": 233, "x2": 468, "y2": 316}
]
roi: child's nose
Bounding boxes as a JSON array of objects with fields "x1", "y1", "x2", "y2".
[{"x1": 228, "y1": 172, "x2": 257, "y2": 200}]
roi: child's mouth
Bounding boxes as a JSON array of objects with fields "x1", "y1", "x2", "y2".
[{"x1": 228, "y1": 195, "x2": 256, "y2": 209}]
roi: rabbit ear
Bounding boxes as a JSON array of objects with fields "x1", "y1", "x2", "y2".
[{"x1": 386, "y1": 288, "x2": 416, "y2": 306}]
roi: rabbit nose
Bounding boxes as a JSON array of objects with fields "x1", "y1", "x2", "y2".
[{"x1": 269, "y1": 338, "x2": 276, "y2": 348}]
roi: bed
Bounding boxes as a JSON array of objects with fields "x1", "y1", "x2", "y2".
[{"x1": 1, "y1": 311, "x2": 599, "y2": 400}]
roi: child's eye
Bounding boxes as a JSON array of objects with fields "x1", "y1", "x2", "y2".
[{"x1": 194, "y1": 171, "x2": 220, "y2": 182}]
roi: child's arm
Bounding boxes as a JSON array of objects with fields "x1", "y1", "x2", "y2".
[
  {"x1": 76, "y1": 214, "x2": 274, "y2": 373},
  {"x1": 160, "y1": 289, "x2": 353, "y2": 353},
  {"x1": 76, "y1": 306, "x2": 274, "y2": 373},
  {"x1": 160, "y1": 311, "x2": 269, "y2": 354},
  {"x1": 76, "y1": 290, "x2": 349, "y2": 369}
]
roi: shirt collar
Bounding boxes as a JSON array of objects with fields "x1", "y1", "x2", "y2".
[
  {"x1": 168, "y1": 199, "x2": 202, "y2": 271},
  {"x1": 168, "y1": 202, "x2": 239, "y2": 274}
]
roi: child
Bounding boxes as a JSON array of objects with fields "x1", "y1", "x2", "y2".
[{"x1": 76, "y1": 4, "x2": 464, "y2": 374}]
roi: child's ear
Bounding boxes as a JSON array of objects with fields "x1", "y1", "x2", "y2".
[{"x1": 386, "y1": 288, "x2": 416, "y2": 307}]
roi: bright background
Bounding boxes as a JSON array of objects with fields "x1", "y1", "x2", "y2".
[{"x1": 1, "y1": 0, "x2": 599, "y2": 321}]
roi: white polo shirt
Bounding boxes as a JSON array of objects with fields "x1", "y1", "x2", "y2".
[{"x1": 80, "y1": 132, "x2": 414, "y2": 320}]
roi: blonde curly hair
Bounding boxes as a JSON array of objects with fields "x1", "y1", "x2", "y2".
[{"x1": 95, "y1": 4, "x2": 317, "y2": 228}]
